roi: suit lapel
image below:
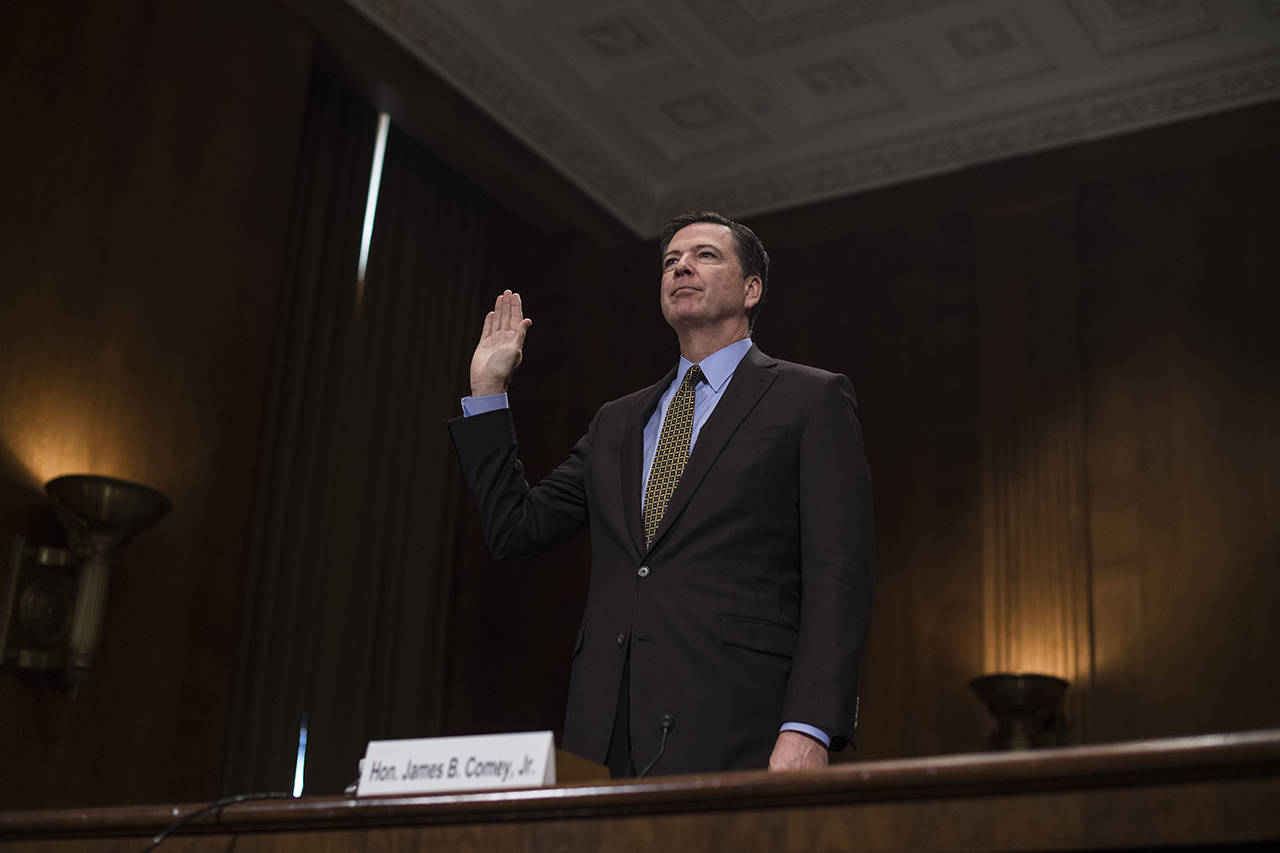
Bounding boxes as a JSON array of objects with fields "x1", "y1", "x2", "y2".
[
  {"x1": 646, "y1": 346, "x2": 778, "y2": 554},
  {"x1": 622, "y1": 368, "x2": 675, "y2": 556}
]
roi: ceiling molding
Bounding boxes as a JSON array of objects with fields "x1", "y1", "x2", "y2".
[
  {"x1": 347, "y1": 0, "x2": 1280, "y2": 236},
  {"x1": 350, "y1": 0, "x2": 658, "y2": 227},
  {"x1": 677, "y1": 0, "x2": 957, "y2": 55},
  {"x1": 678, "y1": 51, "x2": 1280, "y2": 222}
]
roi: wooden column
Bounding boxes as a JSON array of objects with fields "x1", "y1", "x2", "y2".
[{"x1": 976, "y1": 191, "x2": 1093, "y2": 738}]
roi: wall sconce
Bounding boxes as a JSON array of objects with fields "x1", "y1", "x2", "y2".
[
  {"x1": 970, "y1": 673, "x2": 1069, "y2": 750},
  {"x1": 1, "y1": 475, "x2": 170, "y2": 692}
]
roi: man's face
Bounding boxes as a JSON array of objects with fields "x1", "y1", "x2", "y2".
[{"x1": 659, "y1": 222, "x2": 761, "y2": 333}]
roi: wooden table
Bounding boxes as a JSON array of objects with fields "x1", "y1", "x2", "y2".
[{"x1": 3, "y1": 730, "x2": 1279, "y2": 851}]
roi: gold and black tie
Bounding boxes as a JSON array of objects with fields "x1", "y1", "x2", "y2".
[{"x1": 643, "y1": 364, "x2": 703, "y2": 549}]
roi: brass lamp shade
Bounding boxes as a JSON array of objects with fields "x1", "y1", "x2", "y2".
[
  {"x1": 970, "y1": 673, "x2": 1069, "y2": 750},
  {"x1": 46, "y1": 475, "x2": 172, "y2": 547}
]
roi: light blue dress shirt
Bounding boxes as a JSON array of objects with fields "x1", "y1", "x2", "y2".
[{"x1": 461, "y1": 336, "x2": 831, "y2": 750}]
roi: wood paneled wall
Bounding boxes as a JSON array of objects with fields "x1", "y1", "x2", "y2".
[
  {"x1": 746, "y1": 102, "x2": 1280, "y2": 759},
  {"x1": 1076, "y1": 143, "x2": 1280, "y2": 743},
  {"x1": 0, "y1": 1, "x2": 312, "y2": 808},
  {"x1": 974, "y1": 193, "x2": 1093, "y2": 735}
]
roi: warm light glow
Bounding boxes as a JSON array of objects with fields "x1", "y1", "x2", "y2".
[
  {"x1": 985, "y1": 620, "x2": 1074, "y2": 680},
  {"x1": 981, "y1": 411, "x2": 1089, "y2": 687},
  {"x1": 0, "y1": 376, "x2": 146, "y2": 488}
]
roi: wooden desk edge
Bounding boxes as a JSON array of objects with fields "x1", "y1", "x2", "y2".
[{"x1": 4, "y1": 728, "x2": 1279, "y2": 840}]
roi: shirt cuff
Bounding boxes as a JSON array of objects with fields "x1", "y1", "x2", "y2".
[
  {"x1": 461, "y1": 393, "x2": 509, "y2": 417},
  {"x1": 779, "y1": 722, "x2": 831, "y2": 749}
]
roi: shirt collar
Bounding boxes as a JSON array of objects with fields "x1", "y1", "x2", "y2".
[{"x1": 679, "y1": 337, "x2": 752, "y2": 394}]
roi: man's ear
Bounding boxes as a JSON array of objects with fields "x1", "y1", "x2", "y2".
[{"x1": 744, "y1": 275, "x2": 762, "y2": 309}]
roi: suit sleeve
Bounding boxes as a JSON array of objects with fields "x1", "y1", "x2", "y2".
[
  {"x1": 447, "y1": 408, "x2": 594, "y2": 559},
  {"x1": 782, "y1": 373, "x2": 875, "y2": 749}
]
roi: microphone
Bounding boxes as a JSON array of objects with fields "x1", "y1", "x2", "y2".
[{"x1": 636, "y1": 712, "x2": 675, "y2": 779}]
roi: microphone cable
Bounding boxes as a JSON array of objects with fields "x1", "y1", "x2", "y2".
[{"x1": 141, "y1": 790, "x2": 292, "y2": 851}]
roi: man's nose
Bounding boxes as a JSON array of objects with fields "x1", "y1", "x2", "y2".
[{"x1": 673, "y1": 254, "x2": 692, "y2": 274}]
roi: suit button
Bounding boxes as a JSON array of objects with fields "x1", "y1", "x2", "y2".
[
  {"x1": 616, "y1": 632, "x2": 627, "y2": 646},
  {"x1": 637, "y1": 566, "x2": 650, "y2": 578}
]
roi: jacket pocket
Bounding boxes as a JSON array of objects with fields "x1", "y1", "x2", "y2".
[{"x1": 720, "y1": 614, "x2": 797, "y2": 658}]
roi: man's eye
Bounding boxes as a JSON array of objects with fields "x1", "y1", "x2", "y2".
[{"x1": 663, "y1": 258, "x2": 676, "y2": 267}]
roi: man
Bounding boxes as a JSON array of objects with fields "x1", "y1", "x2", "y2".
[{"x1": 449, "y1": 211, "x2": 873, "y2": 776}]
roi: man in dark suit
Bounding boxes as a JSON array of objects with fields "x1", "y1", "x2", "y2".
[{"x1": 449, "y1": 211, "x2": 873, "y2": 776}]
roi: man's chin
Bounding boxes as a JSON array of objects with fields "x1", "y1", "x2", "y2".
[{"x1": 663, "y1": 307, "x2": 705, "y2": 329}]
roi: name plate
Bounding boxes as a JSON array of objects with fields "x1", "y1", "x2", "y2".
[{"x1": 356, "y1": 731, "x2": 556, "y2": 796}]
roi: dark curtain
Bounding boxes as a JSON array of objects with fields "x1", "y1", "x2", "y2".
[
  {"x1": 221, "y1": 67, "x2": 376, "y2": 795},
  {"x1": 222, "y1": 68, "x2": 532, "y2": 794},
  {"x1": 302, "y1": 122, "x2": 525, "y2": 792}
]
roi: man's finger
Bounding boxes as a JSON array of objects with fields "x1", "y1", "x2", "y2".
[
  {"x1": 496, "y1": 290, "x2": 512, "y2": 330},
  {"x1": 510, "y1": 291, "x2": 525, "y2": 326},
  {"x1": 481, "y1": 310, "x2": 496, "y2": 341},
  {"x1": 502, "y1": 289, "x2": 522, "y2": 332}
]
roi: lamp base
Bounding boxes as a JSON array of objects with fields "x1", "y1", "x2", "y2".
[
  {"x1": 1, "y1": 536, "x2": 75, "y2": 687},
  {"x1": 970, "y1": 673, "x2": 1069, "y2": 750}
]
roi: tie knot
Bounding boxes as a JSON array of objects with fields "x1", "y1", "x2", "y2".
[{"x1": 683, "y1": 364, "x2": 704, "y2": 388}]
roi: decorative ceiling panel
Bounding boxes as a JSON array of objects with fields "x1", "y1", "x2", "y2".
[
  {"x1": 347, "y1": 0, "x2": 1280, "y2": 235},
  {"x1": 767, "y1": 52, "x2": 903, "y2": 126},
  {"x1": 1069, "y1": 0, "x2": 1217, "y2": 54},
  {"x1": 629, "y1": 90, "x2": 768, "y2": 161},
  {"x1": 676, "y1": 0, "x2": 959, "y2": 53},
  {"x1": 913, "y1": 12, "x2": 1054, "y2": 92},
  {"x1": 540, "y1": 14, "x2": 691, "y2": 91}
]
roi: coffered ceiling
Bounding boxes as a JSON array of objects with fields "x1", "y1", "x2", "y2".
[{"x1": 348, "y1": 0, "x2": 1280, "y2": 235}]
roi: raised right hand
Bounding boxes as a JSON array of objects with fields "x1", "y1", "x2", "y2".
[{"x1": 470, "y1": 290, "x2": 533, "y2": 397}]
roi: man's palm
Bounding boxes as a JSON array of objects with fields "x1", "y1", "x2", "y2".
[{"x1": 470, "y1": 290, "x2": 532, "y2": 396}]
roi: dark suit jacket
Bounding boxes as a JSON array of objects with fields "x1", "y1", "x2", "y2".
[{"x1": 448, "y1": 345, "x2": 874, "y2": 774}]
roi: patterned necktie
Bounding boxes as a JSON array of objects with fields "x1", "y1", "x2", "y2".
[{"x1": 643, "y1": 364, "x2": 703, "y2": 549}]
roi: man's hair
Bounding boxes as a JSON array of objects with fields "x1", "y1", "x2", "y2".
[{"x1": 658, "y1": 210, "x2": 770, "y2": 333}]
